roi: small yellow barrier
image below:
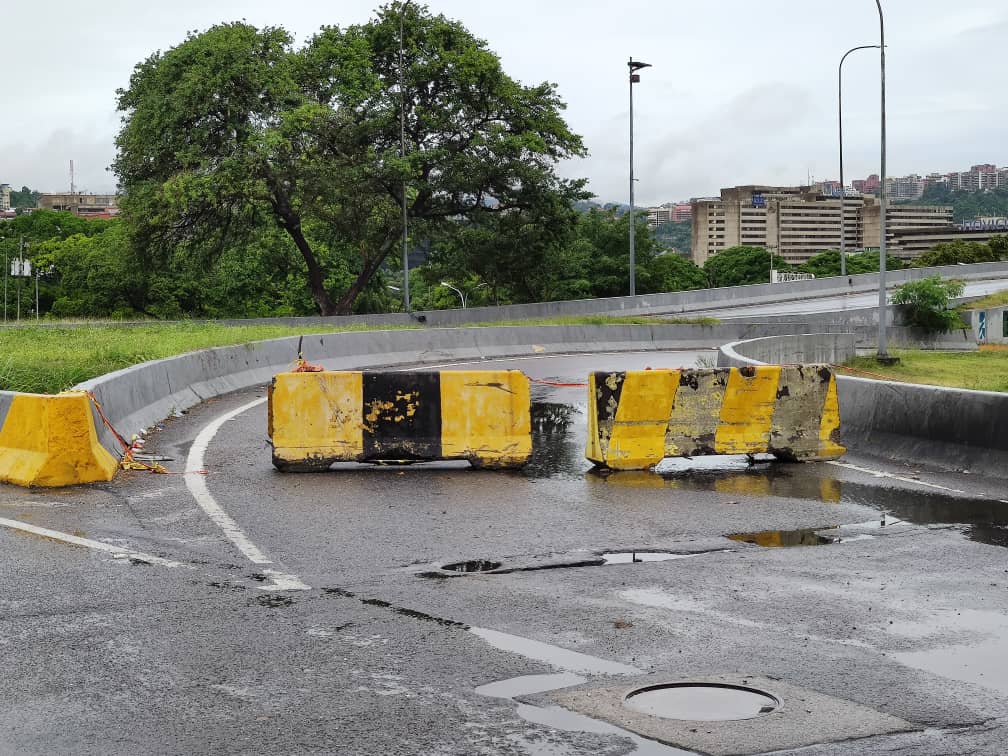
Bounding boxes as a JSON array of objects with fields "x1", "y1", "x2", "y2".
[
  {"x1": 0, "y1": 393, "x2": 119, "y2": 487},
  {"x1": 586, "y1": 365, "x2": 844, "y2": 470},
  {"x1": 269, "y1": 370, "x2": 532, "y2": 471}
]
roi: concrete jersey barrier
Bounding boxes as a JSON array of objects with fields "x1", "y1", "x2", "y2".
[
  {"x1": 586, "y1": 366, "x2": 844, "y2": 470},
  {"x1": 718, "y1": 333, "x2": 1008, "y2": 477},
  {"x1": 269, "y1": 370, "x2": 531, "y2": 470}
]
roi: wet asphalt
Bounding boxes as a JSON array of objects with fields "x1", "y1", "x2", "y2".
[{"x1": 1, "y1": 349, "x2": 1007, "y2": 755}]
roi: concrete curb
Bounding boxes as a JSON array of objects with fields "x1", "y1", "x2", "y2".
[{"x1": 717, "y1": 334, "x2": 1008, "y2": 477}]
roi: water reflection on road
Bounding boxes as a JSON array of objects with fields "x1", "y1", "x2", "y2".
[{"x1": 526, "y1": 402, "x2": 1008, "y2": 549}]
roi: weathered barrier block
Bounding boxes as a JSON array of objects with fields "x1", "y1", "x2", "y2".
[
  {"x1": 586, "y1": 366, "x2": 844, "y2": 470},
  {"x1": 269, "y1": 370, "x2": 532, "y2": 471},
  {"x1": 0, "y1": 393, "x2": 119, "y2": 487}
]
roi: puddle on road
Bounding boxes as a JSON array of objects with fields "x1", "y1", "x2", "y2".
[
  {"x1": 602, "y1": 551, "x2": 697, "y2": 564},
  {"x1": 472, "y1": 636, "x2": 690, "y2": 755},
  {"x1": 889, "y1": 609, "x2": 1008, "y2": 696},
  {"x1": 727, "y1": 526, "x2": 875, "y2": 548},
  {"x1": 525, "y1": 402, "x2": 1008, "y2": 549}
]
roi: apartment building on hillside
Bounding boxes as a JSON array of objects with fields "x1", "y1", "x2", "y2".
[
  {"x1": 647, "y1": 203, "x2": 692, "y2": 226},
  {"x1": 0, "y1": 183, "x2": 10, "y2": 211},
  {"x1": 691, "y1": 185, "x2": 953, "y2": 266}
]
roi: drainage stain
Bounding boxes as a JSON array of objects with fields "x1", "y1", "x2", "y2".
[
  {"x1": 256, "y1": 594, "x2": 295, "y2": 608},
  {"x1": 321, "y1": 588, "x2": 468, "y2": 628},
  {"x1": 623, "y1": 682, "x2": 780, "y2": 722},
  {"x1": 441, "y1": 559, "x2": 502, "y2": 573}
]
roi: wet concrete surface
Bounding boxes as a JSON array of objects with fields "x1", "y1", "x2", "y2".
[{"x1": 2, "y1": 349, "x2": 1008, "y2": 754}]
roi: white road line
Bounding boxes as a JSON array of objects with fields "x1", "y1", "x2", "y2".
[
  {"x1": 185, "y1": 396, "x2": 309, "y2": 591},
  {"x1": 827, "y1": 461, "x2": 966, "y2": 494},
  {"x1": 0, "y1": 517, "x2": 185, "y2": 568}
]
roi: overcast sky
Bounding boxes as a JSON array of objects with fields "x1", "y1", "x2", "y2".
[{"x1": 2, "y1": 1, "x2": 1004, "y2": 205}]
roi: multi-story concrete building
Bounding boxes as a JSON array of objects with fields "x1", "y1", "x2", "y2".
[
  {"x1": 647, "y1": 202, "x2": 692, "y2": 226},
  {"x1": 0, "y1": 183, "x2": 10, "y2": 211},
  {"x1": 38, "y1": 192, "x2": 118, "y2": 218},
  {"x1": 887, "y1": 174, "x2": 925, "y2": 201},
  {"x1": 691, "y1": 185, "x2": 954, "y2": 266}
]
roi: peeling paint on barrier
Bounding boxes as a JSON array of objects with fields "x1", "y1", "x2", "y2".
[
  {"x1": 586, "y1": 366, "x2": 845, "y2": 470},
  {"x1": 269, "y1": 370, "x2": 532, "y2": 470}
]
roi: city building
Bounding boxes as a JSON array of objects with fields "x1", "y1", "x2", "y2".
[
  {"x1": 691, "y1": 185, "x2": 954, "y2": 266},
  {"x1": 37, "y1": 192, "x2": 118, "y2": 218},
  {"x1": 0, "y1": 183, "x2": 10, "y2": 211},
  {"x1": 646, "y1": 202, "x2": 692, "y2": 226},
  {"x1": 887, "y1": 174, "x2": 925, "y2": 201}
]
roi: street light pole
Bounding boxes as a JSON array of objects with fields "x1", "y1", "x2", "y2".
[
  {"x1": 440, "y1": 281, "x2": 465, "y2": 308},
  {"x1": 875, "y1": 0, "x2": 891, "y2": 360},
  {"x1": 838, "y1": 44, "x2": 879, "y2": 279},
  {"x1": 399, "y1": 0, "x2": 413, "y2": 314},
  {"x1": 628, "y1": 58, "x2": 651, "y2": 298}
]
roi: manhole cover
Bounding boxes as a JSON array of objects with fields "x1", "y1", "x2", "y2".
[
  {"x1": 441, "y1": 560, "x2": 502, "y2": 573},
  {"x1": 623, "y1": 682, "x2": 780, "y2": 721}
]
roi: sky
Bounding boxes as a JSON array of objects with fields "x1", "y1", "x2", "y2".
[{"x1": 2, "y1": 0, "x2": 1005, "y2": 205}]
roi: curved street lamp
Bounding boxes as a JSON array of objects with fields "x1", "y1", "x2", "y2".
[
  {"x1": 838, "y1": 44, "x2": 880, "y2": 279},
  {"x1": 440, "y1": 281, "x2": 465, "y2": 308},
  {"x1": 628, "y1": 57, "x2": 651, "y2": 298}
]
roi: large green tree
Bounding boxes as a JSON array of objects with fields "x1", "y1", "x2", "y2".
[
  {"x1": 114, "y1": 4, "x2": 587, "y2": 315},
  {"x1": 703, "y1": 246, "x2": 777, "y2": 288}
]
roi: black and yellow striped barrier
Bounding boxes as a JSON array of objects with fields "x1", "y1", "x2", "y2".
[
  {"x1": 586, "y1": 365, "x2": 844, "y2": 470},
  {"x1": 0, "y1": 392, "x2": 119, "y2": 487},
  {"x1": 268, "y1": 370, "x2": 532, "y2": 471}
]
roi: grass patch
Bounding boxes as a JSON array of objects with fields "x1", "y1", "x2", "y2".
[
  {"x1": 0, "y1": 322, "x2": 393, "y2": 394},
  {"x1": 962, "y1": 289, "x2": 1008, "y2": 310},
  {"x1": 839, "y1": 349, "x2": 1008, "y2": 392},
  {"x1": 0, "y1": 314, "x2": 718, "y2": 394}
]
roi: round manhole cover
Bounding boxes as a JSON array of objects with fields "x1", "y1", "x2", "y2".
[
  {"x1": 441, "y1": 560, "x2": 502, "y2": 573},
  {"x1": 623, "y1": 682, "x2": 780, "y2": 721}
]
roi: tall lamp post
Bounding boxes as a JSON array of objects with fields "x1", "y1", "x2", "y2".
[
  {"x1": 628, "y1": 58, "x2": 651, "y2": 298},
  {"x1": 838, "y1": 44, "x2": 879, "y2": 279},
  {"x1": 399, "y1": 0, "x2": 414, "y2": 314},
  {"x1": 874, "y1": 0, "x2": 893, "y2": 361}
]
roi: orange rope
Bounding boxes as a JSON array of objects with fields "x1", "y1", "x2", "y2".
[{"x1": 76, "y1": 391, "x2": 207, "y2": 475}]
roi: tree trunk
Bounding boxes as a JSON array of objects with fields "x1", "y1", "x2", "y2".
[
  {"x1": 333, "y1": 237, "x2": 396, "y2": 315},
  {"x1": 277, "y1": 214, "x2": 338, "y2": 316}
]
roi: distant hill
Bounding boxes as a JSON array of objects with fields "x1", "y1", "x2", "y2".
[{"x1": 897, "y1": 185, "x2": 1008, "y2": 223}]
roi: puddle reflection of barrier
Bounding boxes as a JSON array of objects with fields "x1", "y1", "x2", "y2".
[
  {"x1": 268, "y1": 370, "x2": 532, "y2": 471},
  {"x1": 586, "y1": 366, "x2": 845, "y2": 471}
]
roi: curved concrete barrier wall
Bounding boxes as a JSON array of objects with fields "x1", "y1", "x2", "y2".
[
  {"x1": 184, "y1": 260, "x2": 1008, "y2": 329},
  {"x1": 74, "y1": 322, "x2": 765, "y2": 459},
  {"x1": 719, "y1": 334, "x2": 1008, "y2": 477}
]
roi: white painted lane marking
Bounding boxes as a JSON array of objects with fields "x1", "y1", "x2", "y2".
[
  {"x1": 185, "y1": 396, "x2": 309, "y2": 591},
  {"x1": 827, "y1": 461, "x2": 967, "y2": 494},
  {"x1": 0, "y1": 516, "x2": 185, "y2": 568}
]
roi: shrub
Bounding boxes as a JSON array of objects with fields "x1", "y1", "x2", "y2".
[{"x1": 890, "y1": 276, "x2": 965, "y2": 332}]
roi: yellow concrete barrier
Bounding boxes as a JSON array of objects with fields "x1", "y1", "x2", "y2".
[
  {"x1": 269, "y1": 370, "x2": 531, "y2": 470},
  {"x1": 0, "y1": 393, "x2": 119, "y2": 487},
  {"x1": 586, "y1": 366, "x2": 845, "y2": 470}
]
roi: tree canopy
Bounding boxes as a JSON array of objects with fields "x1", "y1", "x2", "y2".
[
  {"x1": 113, "y1": 5, "x2": 588, "y2": 315},
  {"x1": 703, "y1": 246, "x2": 777, "y2": 288}
]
